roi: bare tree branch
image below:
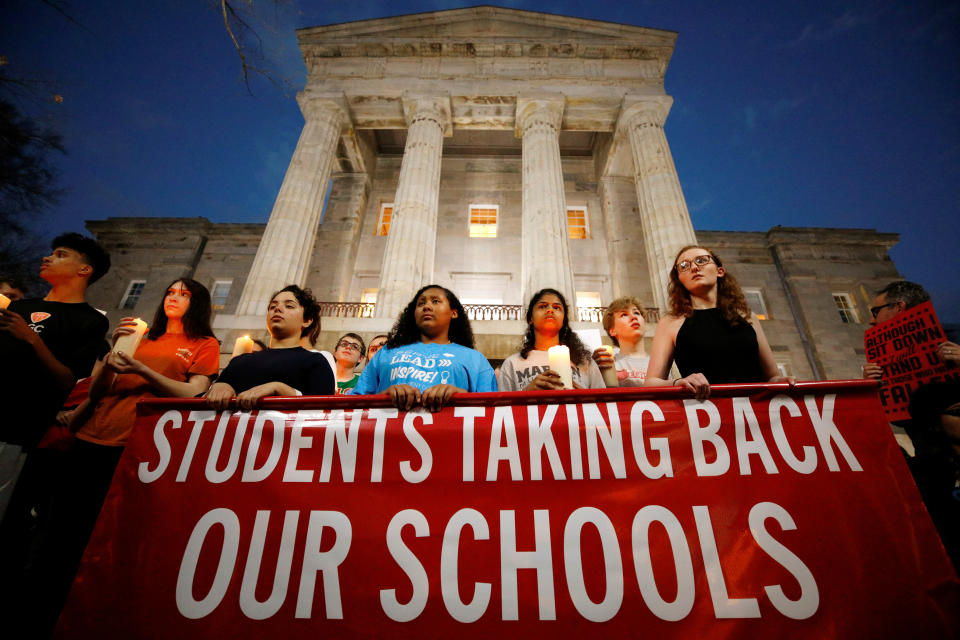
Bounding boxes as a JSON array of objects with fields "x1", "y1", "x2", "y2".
[{"x1": 217, "y1": 0, "x2": 294, "y2": 95}]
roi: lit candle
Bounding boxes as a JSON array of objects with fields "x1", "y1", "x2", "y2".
[
  {"x1": 0, "y1": 293, "x2": 10, "y2": 309},
  {"x1": 547, "y1": 344, "x2": 573, "y2": 390},
  {"x1": 112, "y1": 318, "x2": 148, "y2": 355},
  {"x1": 600, "y1": 345, "x2": 618, "y2": 388},
  {"x1": 232, "y1": 335, "x2": 255, "y2": 358}
]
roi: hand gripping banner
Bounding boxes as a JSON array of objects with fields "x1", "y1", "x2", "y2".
[{"x1": 56, "y1": 382, "x2": 960, "y2": 638}]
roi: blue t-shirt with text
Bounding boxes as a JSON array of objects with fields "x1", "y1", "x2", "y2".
[{"x1": 352, "y1": 342, "x2": 497, "y2": 394}]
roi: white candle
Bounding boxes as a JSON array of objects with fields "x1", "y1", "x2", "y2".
[
  {"x1": 547, "y1": 344, "x2": 573, "y2": 390},
  {"x1": 0, "y1": 293, "x2": 10, "y2": 309},
  {"x1": 600, "y1": 345, "x2": 619, "y2": 388},
  {"x1": 112, "y1": 318, "x2": 148, "y2": 355},
  {"x1": 232, "y1": 335, "x2": 255, "y2": 358}
]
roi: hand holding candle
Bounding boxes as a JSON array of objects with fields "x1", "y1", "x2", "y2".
[
  {"x1": 600, "y1": 345, "x2": 619, "y2": 387},
  {"x1": 112, "y1": 318, "x2": 148, "y2": 355},
  {"x1": 232, "y1": 335, "x2": 255, "y2": 358},
  {"x1": 547, "y1": 344, "x2": 573, "y2": 389},
  {"x1": 0, "y1": 293, "x2": 10, "y2": 310}
]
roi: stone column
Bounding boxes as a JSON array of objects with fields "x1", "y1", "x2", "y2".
[
  {"x1": 515, "y1": 95, "x2": 576, "y2": 309},
  {"x1": 619, "y1": 96, "x2": 697, "y2": 311},
  {"x1": 235, "y1": 93, "x2": 347, "y2": 316},
  {"x1": 375, "y1": 94, "x2": 452, "y2": 319},
  {"x1": 599, "y1": 176, "x2": 640, "y2": 301},
  {"x1": 304, "y1": 173, "x2": 370, "y2": 301}
]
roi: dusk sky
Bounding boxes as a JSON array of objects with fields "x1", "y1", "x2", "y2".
[{"x1": 4, "y1": 0, "x2": 959, "y2": 320}]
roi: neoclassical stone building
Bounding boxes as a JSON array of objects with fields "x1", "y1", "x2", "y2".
[{"x1": 84, "y1": 7, "x2": 902, "y2": 379}]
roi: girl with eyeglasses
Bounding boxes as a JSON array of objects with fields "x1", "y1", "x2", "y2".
[
  {"x1": 645, "y1": 245, "x2": 792, "y2": 399},
  {"x1": 352, "y1": 284, "x2": 497, "y2": 411},
  {"x1": 333, "y1": 332, "x2": 365, "y2": 394}
]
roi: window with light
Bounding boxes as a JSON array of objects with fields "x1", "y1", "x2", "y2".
[
  {"x1": 376, "y1": 203, "x2": 393, "y2": 236},
  {"x1": 469, "y1": 205, "x2": 498, "y2": 238},
  {"x1": 567, "y1": 206, "x2": 590, "y2": 239}
]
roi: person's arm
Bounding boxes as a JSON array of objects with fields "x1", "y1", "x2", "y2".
[
  {"x1": 751, "y1": 314, "x2": 795, "y2": 384},
  {"x1": 645, "y1": 315, "x2": 710, "y2": 400},
  {"x1": 59, "y1": 397, "x2": 92, "y2": 432},
  {"x1": 645, "y1": 315, "x2": 679, "y2": 387},
  {"x1": 105, "y1": 351, "x2": 213, "y2": 397},
  {"x1": 235, "y1": 382, "x2": 299, "y2": 411},
  {"x1": 592, "y1": 347, "x2": 618, "y2": 388},
  {"x1": 0, "y1": 309, "x2": 75, "y2": 392},
  {"x1": 205, "y1": 382, "x2": 236, "y2": 411}
]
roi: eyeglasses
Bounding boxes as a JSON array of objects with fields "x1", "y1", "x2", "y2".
[
  {"x1": 869, "y1": 302, "x2": 897, "y2": 318},
  {"x1": 336, "y1": 340, "x2": 362, "y2": 352},
  {"x1": 676, "y1": 255, "x2": 714, "y2": 273}
]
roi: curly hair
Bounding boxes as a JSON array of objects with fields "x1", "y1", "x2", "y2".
[
  {"x1": 519, "y1": 288, "x2": 591, "y2": 366},
  {"x1": 269, "y1": 285, "x2": 321, "y2": 345},
  {"x1": 601, "y1": 296, "x2": 646, "y2": 347},
  {"x1": 667, "y1": 245, "x2": 751, "y2": 326},
  {"x1": 147, "y1": 278, "x2": 215, "y2": 341},
  {"x1": 387, "y1": 285, "x2": 475, "y2": 349}
]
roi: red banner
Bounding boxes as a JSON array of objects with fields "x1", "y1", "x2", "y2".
[
  {"x1": 56, "y1": 383, "x2": 959, "y2": 638},
  {"x1": 865, "y1": 300, "x2": 959, "y2": 421}
]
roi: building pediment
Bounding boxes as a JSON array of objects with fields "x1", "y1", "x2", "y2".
[{"x1": 298, "y1": 6, "x2": 676, "y2": 64}]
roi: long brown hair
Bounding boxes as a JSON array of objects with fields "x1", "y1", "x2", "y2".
[
  {"x1": 147, "y1": 278, "x2": 215, "y2": 341},
  {"x1": 667, "y1": 245, "x2": 750, "y2": 326}
]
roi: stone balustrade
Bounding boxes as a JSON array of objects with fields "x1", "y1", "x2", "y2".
[{"x1": 317, "y1": 302, "x2": 659, "y2": 324}]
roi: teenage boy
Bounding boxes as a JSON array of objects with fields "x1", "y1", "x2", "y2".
[
  {"x1": 592, "y1": 296, "x2": 650, "y2": 387},
  {"x1": 334, "y1": 332, "x2": 365, "y2": 394},
  {"x1": 0, "y1": 233, "x2": 111, "y2": 521}
]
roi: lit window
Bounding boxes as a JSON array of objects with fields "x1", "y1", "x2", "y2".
[
  {"x1": 576, "y1": 291, "x2": 602, "y2": 322},
  {"x1": 469, "y1": 204, "x2": 498, "y2": 238},
  {"x1": 211, "y1": 280, "x2": 232, "y2": 310},
  {"x1": 120, "y1": 280, "x2": 146, "y2": 310},
  {"x1": 361, "y1": 288, "x2": 378, "y2": 304},
  {"x1": 376, "y1": 203, "x2": 393, "y2": 236},
  {"x1": 833, "y1": 293, "x2": 859, "y2": 324},
  {"x1": 567, "y1": 206, "x2": 590, "y2": 239},
  {"x1": 743, "y1": 288, "x2": 769, "y2": 320}
]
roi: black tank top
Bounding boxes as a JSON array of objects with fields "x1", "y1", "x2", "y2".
[{"x1": 674, "y1": 308, "x2": 764, "y2": 383}]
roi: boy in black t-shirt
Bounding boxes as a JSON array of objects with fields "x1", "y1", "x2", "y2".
[{"x1": 0, "y1": 233, "x2": 111, "y2": 520}]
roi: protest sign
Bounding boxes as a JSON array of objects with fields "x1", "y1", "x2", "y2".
[
  {"x1": 56, "y1": 383, "x2": 959, "y2": 638},
  {"x1": 864, "y1": 301, "x2": 959, "y2": 421}
]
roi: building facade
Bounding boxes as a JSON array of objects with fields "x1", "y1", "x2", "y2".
[{"x1": 83, "y1": 7, "x2": 902, "y2": 379}]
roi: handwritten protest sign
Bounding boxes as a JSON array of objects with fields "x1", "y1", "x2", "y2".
[
  {"x1": 864, "y1": 301, "x2": 959, "y2": 421},
  {"x1": 56, "y1": 384, "x2": 959, "y2": 638}
]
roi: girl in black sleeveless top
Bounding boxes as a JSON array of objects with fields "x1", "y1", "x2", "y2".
[{"x1": 645, "y1": 245, "x2": 794, "y2": 399}]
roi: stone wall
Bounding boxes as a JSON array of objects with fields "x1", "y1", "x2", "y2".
[
  {"x1": 346, "y1": 154, "x2": 611, "y2": 307},
  {"x1": 85, "y1": 218, "x2": 899, "y2": 377}
]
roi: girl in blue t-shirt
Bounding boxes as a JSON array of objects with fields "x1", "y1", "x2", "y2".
[{"x1": 352, "y1": 284, "x2": 496, "y2": 410}]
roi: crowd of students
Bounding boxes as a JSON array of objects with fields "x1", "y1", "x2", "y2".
[{"x1": 1, "y1": 233, "x2": 956, "y2": 633}]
